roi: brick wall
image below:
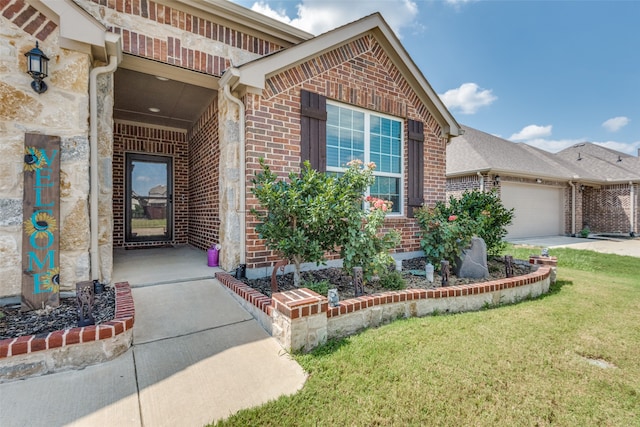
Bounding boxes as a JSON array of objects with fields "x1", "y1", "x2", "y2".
[
  {"x1": 113, "y1": 123, "x2": 189, "y2": 248},
  {"x1": 583, "y1": 185, "x2": 635, "y2": 234},
  {"x1": 242, "y1": 35, "x2": 448, "y2": 270},
  {"x1": 187, "y1": 100, "x2": 220, "y2": 250},
  {"x1": 1, "y1": 0, "x2": 57, "y2": 41}
]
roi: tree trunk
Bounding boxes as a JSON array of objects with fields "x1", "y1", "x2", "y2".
[{"x1": 293, "y1": 255, "x2": 302, "y2": 287}]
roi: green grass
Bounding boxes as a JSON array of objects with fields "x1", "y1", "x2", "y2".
[
  {"x1": 131, "y1": 218, "x2": 166, "y2": 229},
  {"x1": 212, "y1": 245, "x2": 640, "y2": 426}
]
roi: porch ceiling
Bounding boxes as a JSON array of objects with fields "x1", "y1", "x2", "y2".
[{"x1": 114, "y1": 68, "x2": 216, "y2": 130}]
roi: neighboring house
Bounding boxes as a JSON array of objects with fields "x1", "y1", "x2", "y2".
[
  {"x1": 446, "y1": 126, "x2": 639, "y2": 238},
  {"x1": 0, "y1": 0, "x2": 461, "y2": 300}
]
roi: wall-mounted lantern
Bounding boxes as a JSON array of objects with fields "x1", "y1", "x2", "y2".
[
  {"x1": 493, "y1": 175, "x2": 501, "y2": 186},
  {"x1": 24, "y1": 42, "x2": 49, "y2": 94}
]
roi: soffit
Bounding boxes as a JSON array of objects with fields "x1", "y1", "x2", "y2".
[{"x1": 114, "y1": 65, "x2": 216, "y2": 130}]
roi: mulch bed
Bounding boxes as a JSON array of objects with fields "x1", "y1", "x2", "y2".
[
  {"x1": 0, "y1": 287, "x2": 116, "y2": 341},
  {"x1": 241, "y1": 256, "x2": 533, "y2": 300}
]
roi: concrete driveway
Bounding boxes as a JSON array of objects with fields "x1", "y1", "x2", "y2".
[{"x1": 508, "y1": 235, "x2": 640, "y2": 258}]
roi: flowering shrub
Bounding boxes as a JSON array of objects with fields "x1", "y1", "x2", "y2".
[
  {"x1": 415, "y1": 189, "x2": 514, "y2": 269},
  {"x1": 341, "y1": 196, "x2": 401, "y2": 284},
  {"x1": 415, "y1": 203, "x2": 477, "y2": 268}
]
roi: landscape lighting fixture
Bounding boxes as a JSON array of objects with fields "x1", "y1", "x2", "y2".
[{"x1": 25, "y1": 42, "x2": 49, "y2": 94}]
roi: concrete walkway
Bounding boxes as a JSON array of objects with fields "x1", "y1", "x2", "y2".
[
  {"x1": 508, "y1": 235, "x2": 640, "y2": 258},
  {"x1": 0, "y1": 277, "x2": 307, "y2": 426}
]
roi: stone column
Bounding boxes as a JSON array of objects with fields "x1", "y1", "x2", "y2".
[{"x1": 217, "y1": 93, "x2": 242, "y2": 271}]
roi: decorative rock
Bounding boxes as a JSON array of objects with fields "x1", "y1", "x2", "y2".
[{"x1": 454, "y1": 236, "x2": 489, "y2": 279}]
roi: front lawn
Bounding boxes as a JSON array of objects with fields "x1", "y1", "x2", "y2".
[{"x1": 212, "y1": 245, "x2": 640, "y2": 426}]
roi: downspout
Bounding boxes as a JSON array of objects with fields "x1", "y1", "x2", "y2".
[
  {"x1": 568, "y1": 181, "x2": 576, "y2": 236},
  {"x1": 630, "y1": 181, "x2": 635, "y2": 236},
  {"x1": 89, "y1": 56, "x2": 118, "y2": 281},
  {"x1": 477, "y1": 172, "x2": 484, "y2": 192},
  {"x1": 222, "y1": 79, "x2": 246, "y2": 266}
]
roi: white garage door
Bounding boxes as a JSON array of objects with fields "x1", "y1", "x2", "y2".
[{"x1": 501, "y1": 183, "x2": 564, "y2": 238}]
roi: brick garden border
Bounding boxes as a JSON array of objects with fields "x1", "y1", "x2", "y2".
[
  {"x1": 0, "y1": 282, "x2": 135, "y2": 382},
  {"x1": 216, "y1": 256, "x2": 557, "y2": 352}
]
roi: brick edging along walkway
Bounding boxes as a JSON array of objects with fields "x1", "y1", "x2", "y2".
[
  {"x1": 217, "y1": 259, "x2": 554, "y2": 319},
  {"x1": 0, "y1": 282, "x2": 134, "y2": 359}
]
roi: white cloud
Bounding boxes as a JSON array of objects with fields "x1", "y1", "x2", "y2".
[
  {"x1": 509, "y1": 124, "x2": 553, "y2": 141},
  {"x1": 602, "y1": 116, "x2": 629, "y2": 132},
  {"x1": 439, "y1": 83, "x2": 497, "y2": 114},
  {"x1": 248, "y1": 0, "x2": 420, "y2": 36}
]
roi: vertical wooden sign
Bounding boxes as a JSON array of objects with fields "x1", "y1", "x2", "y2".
[{"x1": 21, "y1": 133, "x2": 60, "y2": 311}]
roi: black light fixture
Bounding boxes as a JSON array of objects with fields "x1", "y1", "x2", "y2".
[
  {"x1": 24, "y1": 41, "x2": 49, "y2": 94},
  {"x1": 493, "y1": 175, "x2": 501, "y2": 186}
]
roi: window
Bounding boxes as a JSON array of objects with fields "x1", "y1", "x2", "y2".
[{"x1": 326, "y1": 102, "x2": 403, "y2": 213}]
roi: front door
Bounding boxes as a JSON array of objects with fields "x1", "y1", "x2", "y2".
[{"x1": 125, "y1": 153, "x2": 173, "y2": 242}]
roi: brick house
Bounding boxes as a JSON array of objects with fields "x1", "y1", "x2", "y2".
[
  {"x1": 0, "y1": 0, "x2": 461, "y2": 302},
  {"x1": 446, "y1": 126, "x2": 639, "y2": 238}
]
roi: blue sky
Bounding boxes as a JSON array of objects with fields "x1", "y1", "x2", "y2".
[{"x1": 230, "y1": 0, "x2": 640, "y2": 155}]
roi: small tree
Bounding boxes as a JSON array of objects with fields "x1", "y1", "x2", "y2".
[{"x1": 251, "y1": 159, "x2": 373, "y2": 286}]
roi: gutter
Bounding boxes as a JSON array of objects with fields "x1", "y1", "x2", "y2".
[
  {"x1": 630, "y1": 182, "x2": 636, "y2": 236},
  {"x1": 220, "y1": 69, "x2": 246, "y2": 266},
  {"x1": 476, "y1": 172, "x2": 484, "y2": 192},
  {"x1": 89, "y1": 56, "x2": 118, "y2": 281},
  {"x1": 568, "y1": 181, "x2": 576, "y2": 236}
]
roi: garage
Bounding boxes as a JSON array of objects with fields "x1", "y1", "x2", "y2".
[{"x1": 501, "y1": 182, "x2": 564, "y2": 238}]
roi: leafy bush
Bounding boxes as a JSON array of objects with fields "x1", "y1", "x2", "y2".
[
  {"x1": 377, "y1": 270, "x2": 405, "y2": 290},
  {"x1": 251, "y1": 159, "x2": 393, "y2": 286},
  {"x1": 414, "y1": 204, "x2": 477, "y2": 267},
  {"x1": 301, "y1": 279, "x2": 331, "y2": 296},
  {"x1": 415, "y1": 189, "x2": 513, "y2": 268},
  {"x1": 446, "y1": 190, "x2": 513, "y2": 255}
]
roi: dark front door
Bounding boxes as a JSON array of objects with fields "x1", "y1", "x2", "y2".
[{"x1": 125, "y1": 153, "x2": 173, "y2": 242}]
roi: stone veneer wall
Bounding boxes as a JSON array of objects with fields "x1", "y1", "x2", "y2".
[
  {"x1": 233, "y1": 34, "x2": 448, "y2": 272},
  {"x1": 0, "y1": 2, "x2": 97, "y2": 296},
  {"x1": 582, "y1": 184, "x2": 637, "y2": 234},
  {"x1": 112, "y1": 123, "x2": 189, "y2": 248},
  {"x1": 187, "y1": 99, "x2": 220, "y2": 250}
]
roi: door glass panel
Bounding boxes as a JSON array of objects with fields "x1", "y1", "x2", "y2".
[{"x1": 126, "y1": 154, "x2": 172, "y2": 242}]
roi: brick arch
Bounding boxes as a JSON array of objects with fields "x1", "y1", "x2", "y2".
[{"x1": 1, "y1": 0, "x2": 58, "y2": 41}]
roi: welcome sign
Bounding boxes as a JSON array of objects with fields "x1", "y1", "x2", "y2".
[{"x1": 22, "y1": 133, "x2": 60, "y2": 311}]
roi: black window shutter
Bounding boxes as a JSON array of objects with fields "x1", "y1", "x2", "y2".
[
  {"x1": 407, "y1": 119, "x2": 424, "y2": 218},
  {"x1": 300, "y1": 89, "x2": 327, "y2": 171}
]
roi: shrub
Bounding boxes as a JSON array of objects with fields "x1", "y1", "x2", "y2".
[
  {"x1": 301, "y1": 279, "x2": 331, "y2": 296},
  {"x1": 341, "y1": 196, "x2": 401, "y2": 284},
  {"x1": 445, "y1": 190, "x2": 514, "y2": 255},
  {"x1": 251, "y1": 159, "x2": 389, "y2": 287},
  {"x1": 414, "y1": 203, "x2": 477, "y2": 268},
  {"x1": 377, "y1": 270, "x2": 405, "y2": 290},
  {"x1": 415, "y1": 189, "x2": 514, "y2": 268}
]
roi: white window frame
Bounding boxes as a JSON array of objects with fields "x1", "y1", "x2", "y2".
[{"x1": 326, "y1": 101, "x2": 404, "y2": 216}]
